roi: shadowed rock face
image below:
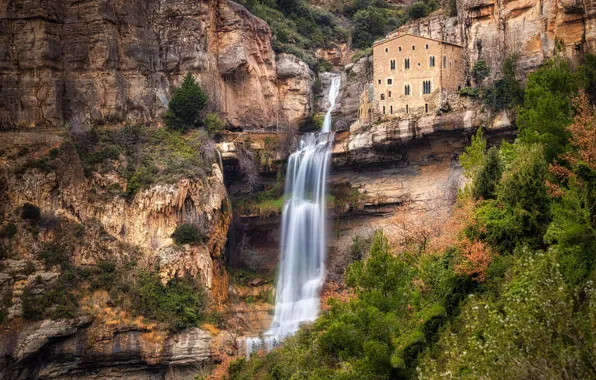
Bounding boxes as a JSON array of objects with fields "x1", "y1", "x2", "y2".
[
  {"x1": 0, "y1": 0, "x2": 313, "y2": 130},
  {"x1": 0, "y1": 317, "x2": 217, "y2": 380}
]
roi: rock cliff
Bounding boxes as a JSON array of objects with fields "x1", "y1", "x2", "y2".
[
  {"x1": 0, "y1": 128, "x2": 233, "y2": 378},
  {"x1": 0, "y1": 0, "x2": 313, "y2": 130}
]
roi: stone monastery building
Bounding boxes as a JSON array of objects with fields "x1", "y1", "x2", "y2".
[{"x1": 359, "y1": 33, "x2": 464, "y2": 124}]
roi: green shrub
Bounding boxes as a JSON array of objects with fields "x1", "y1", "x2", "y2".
[
  {"x1": 21, "y1": 203, "x2": 41, "y2": 221},
  {"x1": 204, "y1": 113, "x2": 226, "y2": 136},
  {"x1": 483, "y1": 54, "x2": 523, "y2": 112},
  {"x1": 0, "y1": 223, "x2": 17, "y2": 239},
  {"x1": 39, "y1": 242, "x2": 71, "y2": 269},
  {"x1": 472, "y1": 59, "x2": 490, "y2": 83},
  {"x1": 459, "y1": 86, "x2": 479, "y2": 97},
  {"x1": 407, "y1": 1, "x2": 431, "y2": 19},
  {"x1": 172, "y1": 224, "x2": 204, "y2": 245},
  {"x1": 472, "y1": 146, "x2": 502, "y2": 200},
  {"x1": 164, "y1": 73, "x2": 208, "y2": 131},
  {"x1": 131, "y1": 272, "x2": 207, "y2": 331},
  {"x1": 49, "y1": 147, "x2": 60, "y2": 159}
]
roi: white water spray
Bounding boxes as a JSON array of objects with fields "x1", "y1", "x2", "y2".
[{"x1": 245, "y1": 74, "x2": 341, "y2": 356}]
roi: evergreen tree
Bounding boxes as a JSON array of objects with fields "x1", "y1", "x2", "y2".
[{"x1": 164, "y1": 72, "x2": 208, "y2": 131}]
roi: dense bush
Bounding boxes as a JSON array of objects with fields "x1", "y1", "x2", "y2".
[
  {"x1": 131, "y1": 272, "x2": 207, "y2": 331},
  {"x1": 483, "y1": 54, "x2": 524, "y2": 112},
  {"x1": 204, "y1": 113, "x2": 226, "y2": 136},
  {"x1": 472, "y1": 59, "x2": 490, "y2": 83},
  {"x1": 164, "y1": 72, "x2": 208, "y2": 131},
  {"x1": 0, "y1": 223, "x2": 17, "y2": 239},
  {"x1": 21, "y1": 203, "x2": 41, "y2": 221},
  {"x1": 172, "y1": 223, "x2": 204, "y2": 245}
]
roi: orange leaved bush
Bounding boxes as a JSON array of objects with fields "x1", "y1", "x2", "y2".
[
  {"x1": 548, "y1": 91, "x2": 596, "y2": 196},
  {"x1": 454, "y1": 238, "x2": 494, "y2": 282}
]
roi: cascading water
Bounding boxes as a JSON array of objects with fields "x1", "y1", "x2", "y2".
[{"x1": 245, "y1": 75, "x2": 341, "y2": 356}]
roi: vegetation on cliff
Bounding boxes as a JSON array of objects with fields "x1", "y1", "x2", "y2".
[
  {"x1": 238, "y1": 0, "x2": 439, "y2": 68},
  {"x1": 228, "y1": 54, "x2": 596, "y2": 379}
]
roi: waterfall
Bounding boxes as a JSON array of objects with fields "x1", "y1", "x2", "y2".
[
  {"x1": 245, "y1": 74, "x2": 340, "y2": 356},
  {"x1": 322, "y1": 76, "x2": 341, "y2": 133}
]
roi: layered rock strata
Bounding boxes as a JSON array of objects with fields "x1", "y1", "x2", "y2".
[{"x1": 0, "y1": 0, "x2": 313, "y2": 130}]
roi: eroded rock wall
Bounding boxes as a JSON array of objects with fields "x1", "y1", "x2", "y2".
[{"x1": 0, "y1": 0, "x2": 313, "y2": 130}]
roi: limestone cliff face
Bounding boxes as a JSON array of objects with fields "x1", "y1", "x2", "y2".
[
  {"x1": 0, "y1": 0, "x2": 313, "y2": 130},
  {"x1": 396, "y1": 2, "x2": 594, "y2": 77},
  {"x1": 0, "y1": 131, "x2": 230, "y2": 294}
]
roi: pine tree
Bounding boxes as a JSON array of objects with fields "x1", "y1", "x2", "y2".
[{"x1": 164, "y1": 72, "x2": 208, "y2": 131}]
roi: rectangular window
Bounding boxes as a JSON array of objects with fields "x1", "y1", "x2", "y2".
[
  {"x1": 390, "y1": 60, "x2": 396, "y2": 70},
  {"x1": 387, "y1": 78, "x2": 393, "y2": 85},
  {"x1": 422, "y1": 80, "x2": 432, "y2": 94},
  {"x1": 378, "y1": 79, "x2": 381, "y2": 85},
  {"x1": 388, "y1": 91, "x2": 392, "y2": 98},
  {"x1": 383, "y1": 106, "x2": 386, "y2": 114},
  {"x1": 404, "y1": 85, "x2": 410, "y2": 96},
  {"x1": 443, "y1": 55, "x2": 447, "y2": 68},
  {"x1": 399, "y1": 46, "x2": 402, "y2": 51},
  {"x1": 425, "y1": 103, "x2": 429, "y2": 113},
  {"x1": 404, "y1": 58, "x2": 410, "y2": 69},
  {"x1": 406, "y1": 105, "x2": 409, "y2": 114},
  {"x1": 385, "y1": 48, "x2": 389, "y2": 52},
  {"x1": 425, "y1": 44, "x2": 429, "y2": 49},
  {"x1": 412, "y1": 45, "x2": 415, "y2": 50},
  {"x1": 390, "y1": 106, "x2": 393, "y2": 114},
  {"x1": 430, "y1": 56, "x2": 435, "y2": 67}
]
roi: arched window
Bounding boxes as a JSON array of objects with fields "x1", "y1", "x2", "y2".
[
  {"x1": 390, "y1": 60, "x2": 396, "y2": 70},
  {"x1": 381, "y1": 93, "x2": 385, "y2": 100}
]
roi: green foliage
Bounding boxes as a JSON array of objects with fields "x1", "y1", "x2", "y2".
[
  {"x1": 472, "y1": 146, "x2": 502, "y2": 200},
  {"x1": 21, "y1": 203, "x2": 41, "y2": 221},
  {"x1": 204, "y1": 113, "x2": 226, "y2": 136},
  {"x1": 230, "y1": 231, "x2": 470, "y2": 379},
  {"x1": 458, "y1": 86, "x2": 478, "y2": 97},
  {"x1": 483, "y1": 54, "x2": 524, "y2": 112},
  {"x1": 172, "y1": 223, "x2": 204, "y2": 245},
  {"x1": 238, "y1": 0, "x2": 349, "y2": 69},
  {"x1": 72, "y1": 125, "x2": 215, "y2": 196},
  {"x1": 459, "y1": 127, "x2": 487, "y2": 179},
  {"x1": 472, "y1": 59, "x2": 490, "y2": 83},
  {"x1": 312, "y1": 113, "x2": 325, "y2": 129},
  {"x1": 472, "y1": 144, "x2": 550, "y2": 251},
  {"x1": 39, "y1": 242, "x2": 71, "y2": 270},
  {"x1": 131, "y1": 272, "x2": 207, "y2": 331},
  {"x1": 517, "y1": 56, "x2": 580, "y2": 161},
  {"x1": 351, "y1": 48, "x2": 372, "y2": 63},
  {"x1": 164, "y1": 73, "x2": 208, "y2": 131},
  {"x1": 407, "y1": 1, "x2": 434, "y2": 20},
  {"x1": 419, "y1": 250, "x2": 596, "y2": 379}
]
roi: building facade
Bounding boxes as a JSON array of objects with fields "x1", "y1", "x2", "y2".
[{"x1": 359, "y1": 33, "x2": 464, "y2": 124}]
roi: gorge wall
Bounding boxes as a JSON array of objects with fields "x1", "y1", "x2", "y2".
[{"x1": 0, "y1": 0, "x2": 313, "y2": 130}]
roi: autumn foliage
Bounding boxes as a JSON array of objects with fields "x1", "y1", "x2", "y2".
[{"x1": 548, "y1": 91, "x2": 596, "y2": 196}]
